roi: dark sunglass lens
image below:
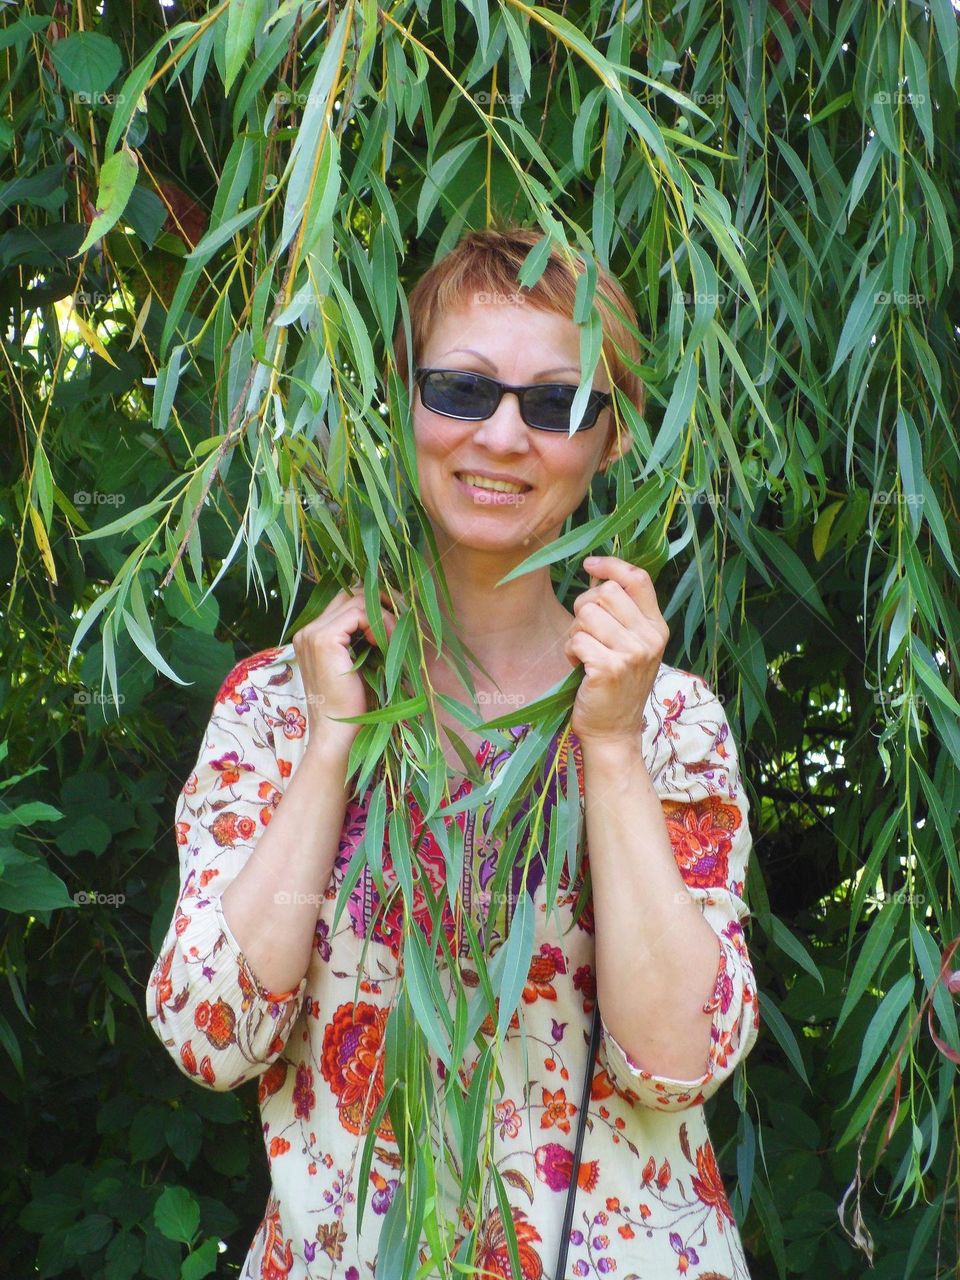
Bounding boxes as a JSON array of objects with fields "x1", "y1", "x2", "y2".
[
  {"x1": 523, "y1": 383, "x2": 579, "y2": 431},
  {"x1": 424, "y1": 371, "x2": 497, "y2": 418}
]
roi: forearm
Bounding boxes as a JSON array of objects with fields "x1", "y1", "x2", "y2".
[
  {"x1": 579, "y1": 733, "x2": 721, "y2": 1080},
  {"x1": 220, "y1": 738, "x2": 354, "y2": 995}
]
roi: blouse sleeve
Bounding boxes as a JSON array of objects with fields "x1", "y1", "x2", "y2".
[
  {"x1": 145, "y1": 647, "x2": 307, "y2": 1092},
  {"x1": 597, "y1": 667, "x2": 760, "y2": 1112}
]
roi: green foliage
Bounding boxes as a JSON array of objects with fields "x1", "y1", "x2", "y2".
[{"x1": 2, "y1": 0, "x2": 959, "y2": 1275}]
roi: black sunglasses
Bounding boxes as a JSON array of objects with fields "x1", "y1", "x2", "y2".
[{"x1": 414, "y1": 367, "x2": 612, "y2": 433}]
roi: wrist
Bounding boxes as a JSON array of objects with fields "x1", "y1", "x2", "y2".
[
  {"x1": 577, "y1": 731, "x2": 647, "y2": 768},
  {"x1": 303, "y1": 728, "x2": 357, "y2": 765}
]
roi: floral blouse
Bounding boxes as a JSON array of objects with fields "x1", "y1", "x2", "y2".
[{"x1": 146, "y1": 643, "x2": 760, "y2": 1280}]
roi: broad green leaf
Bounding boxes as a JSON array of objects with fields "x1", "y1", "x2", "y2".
[
  {"x1": 153, "y1": 1186, "x2": 199, "y2": 1245},
  {"x1": 76, "y1": 148, "x2": 139, "y2": 254},
  {"x1": 51, "y1": 32, "x2": 122, "y2": 97}
]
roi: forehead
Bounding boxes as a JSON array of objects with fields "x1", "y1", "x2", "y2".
[{"x1": 420, "y1": 297, "x2": 580, "y2": 359}]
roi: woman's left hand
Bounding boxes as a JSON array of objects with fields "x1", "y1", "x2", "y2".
[{"x1": 564, "y1": 555, "x2": 669, "y2": 745}]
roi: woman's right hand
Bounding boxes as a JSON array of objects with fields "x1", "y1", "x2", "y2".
[{"x1": 292, "y1": 581, "x2": 401, "y2": 752}]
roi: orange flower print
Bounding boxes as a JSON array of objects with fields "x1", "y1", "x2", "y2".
[
  {"x1": 479, "y1": 1004, "x2": 520, "y2": 1038},
  {"x1": 199, "y1": 868, "x2": 218, "y2": 888},
  {"x1": 534, "y1": 1143, "x2": 598, "y2": 1193},
  {"x1": 523, "y1": 943, "x2": 566, "y2": 1004},
  {"x1": 258, "y1": 779, "x2": 281, "y2": 826},
  {"x1": 661, "y1": 796, "x2": 741, "y2": 889},
  {"x1": 495, "y1": 1099, "x2": 522, "y2": 1140},
  {"x1": 180, "y1": 1041, "x2": 197, "y2": 1075},
  {"x1": 540, "y1": 1087, "x2": 576, "y2": 1133},
  {"x1": 258, "y1": 1207, "x2": 294, "y2": 1280},
  {"x1": 642, "y1": 1155, "x2": 671, "y2": 1189},
  {"x1": 199, "y1": 1055, "x2": 215, "y2": 1086},
  {"x1": 210, "y1": 811, "x2": 257, "y2": 848},
  {"x1": 269, "y1": 1136, "x2": 291, "y2": 1158},
  {"x1": 183, "y1": 772, "x2": 198, "y2": 796},
  {"x1": 475, "y1": 1207, "x2": 543, "y2": 1279},
  {"x1": 691, "y1": 1141, "x2": 735, "y2": 1229},
  {"x1": 320, "y1": 1002, "x2": 394, "y2": 1141},
  {"x1": 661, "y1": 689, "x2": 686, "y2": 737},
  {"x1": 214, "y1": 649, "x2": 285, "y2": 707},
  {"x1": 258, "y1": 1060, "x2": 288, "y2": 1104},
  {"x1": 194, "y1": 998, "x2": 236, "y2": 1050},
  {"x1": 175, "y1": 820, "x2": 190, "y2": 846},
  {"x1": 278, "y1": 758, "x2": 292, "y2": 779},
  {"x1": 210, "y1": 750, "x2": 254, "y2": 788},
  {"x1": 276, "y1": 706, "x2": 307, "y2": 739},
  {"x1": 154, "y1": 947, "x2": 173, "y2": 1010},
  {"x1": 590, "y1": 1068, "x2": 616, "y2": 1102}
]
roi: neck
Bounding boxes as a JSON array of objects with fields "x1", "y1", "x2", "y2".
[{"x1": 420, "y1": 535, "x2": 571, "y2": 675}]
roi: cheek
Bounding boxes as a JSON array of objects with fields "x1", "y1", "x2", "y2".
[{"x1": 412, "y1": 414, "x2": 448, "y2": 462}]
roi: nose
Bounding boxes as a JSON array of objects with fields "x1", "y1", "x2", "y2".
[{"x1": 470, "y1": 388, "x2": 531, "y2": 451}]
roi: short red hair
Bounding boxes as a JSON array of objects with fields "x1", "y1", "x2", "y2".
[{"x1": 392, "y1": 226, "x2": 646, "y2": 445}]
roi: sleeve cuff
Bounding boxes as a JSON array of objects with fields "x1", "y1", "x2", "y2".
[{"x1": 598, "y1": 923, "x2": 749, "y2": 1112}]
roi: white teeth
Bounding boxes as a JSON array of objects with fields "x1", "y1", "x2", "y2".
[{"x1": 458, "y1": 473, "x2": 529, "y2": 494}]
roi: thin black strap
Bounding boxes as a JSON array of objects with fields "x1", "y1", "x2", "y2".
[{"x1": 554, "y1": 1003, "x2": 602, "y2": 1280}]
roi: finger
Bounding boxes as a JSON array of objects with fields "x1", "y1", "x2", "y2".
[
  {"x1": 573, "y1": 580, "x2": 640, "y2": 631},
  {"x1": 570, "y1": 600, "x2": 644, "y2": 651},
  {"x1": 582, "y1": 557, "x2": 661, "y2": 621},
  {"x1": 565, "y1": 628, "x2": 612, "y2": 674}
]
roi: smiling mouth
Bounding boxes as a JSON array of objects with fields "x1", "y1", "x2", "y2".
[{"x1": 455, "y1": 472, "x2": 533, "y2": 494}]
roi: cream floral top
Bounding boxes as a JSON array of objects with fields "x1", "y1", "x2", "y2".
[{"x1": 146, "y1": 643, "x2": 759, "y2": 1280}]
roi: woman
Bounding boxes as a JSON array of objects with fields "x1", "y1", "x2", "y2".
[{"x1": 146, "y1": 227, "x2": 759, "y2": 1279}]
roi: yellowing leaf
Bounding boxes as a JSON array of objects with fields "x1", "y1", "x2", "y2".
[
  {"x1": 127, "y1": 291, "x2": 152, "y2": 351},
  {"x1": 813, "y1": 499, "x2": 844, "y2": 561},
  {"x1": 28, "y1": 504, "x2": 58, "y2": 584},
  {"x1": 72, "y1": 311, "x2": 118, "y2": 367}
]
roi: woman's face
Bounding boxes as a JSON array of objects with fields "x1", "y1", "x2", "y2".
[{"x1": 412, "y1": 298, "x2": 622, "y2": 558}]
